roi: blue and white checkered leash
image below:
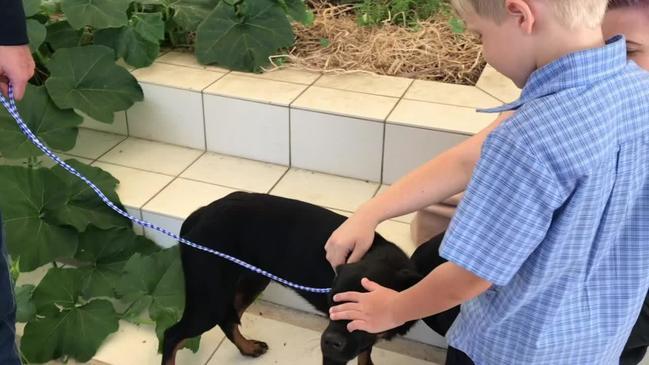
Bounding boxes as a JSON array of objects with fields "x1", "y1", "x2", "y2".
[{"x1": 0, "y1": 85, "x2": 331, "y2": 294}]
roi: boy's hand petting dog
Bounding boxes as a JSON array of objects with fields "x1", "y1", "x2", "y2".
[
  {"x1": 329, "y1": 277, "x2": 405, "y2": 333},
  {"x1": 325, "y1": 211, "x2": 379, "y2": 270}
]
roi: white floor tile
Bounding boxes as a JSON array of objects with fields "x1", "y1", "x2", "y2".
[
  {"x1": 208, "y1": 313, "x2": 437, "y2": 365},
  {"x1": 127, "y1": 83, "x2": 207, "y2": 150},
  {"x1": 59, "y1": 129, "x2": 126, "y2": 160},
  {"x1": 92, "y1": 162, "x2": 174, "y2": 209},
  {"x1": 270, "y1": 169, "x2": 378, "y2": 212},
  {"x1": 93, "y1": 320, "x2": 224, "y2": 365},
  {"x1": 204, "y1": 94, "x2": 290, "y2": 165},
  {"x1": 181, "y1": 152, "x2": 288, "y2": 193},
  {"x1": 142, "y1": 178, "x2": 237, "y2": 219},
  {"x1": 290, "y1": 109, "x2": 384, "y2": 182},
  {"x1": 98, "y1": 138, "x2": 203, "y2": 176},
  {"x1": 383, "y1": 124, "x2": 467, "y2": 184}
]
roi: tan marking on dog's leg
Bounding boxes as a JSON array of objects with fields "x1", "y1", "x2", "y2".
[
  {"x1": 165, "y1": 340, "x2": 186, "y2": 365},
  {"x1": 232, "y1": 325, "x2": 269, "y2": 357},
  {"x1": 357, "y1": 348, "x2": 374, "y2": 365}
]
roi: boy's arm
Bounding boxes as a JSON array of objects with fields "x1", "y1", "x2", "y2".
[
  {"x1": 326, "y1": 111, "x2": 514, "y2": 268},
  {"x1": 393, "y1": 261, "x2": 491, "y2": 323}
]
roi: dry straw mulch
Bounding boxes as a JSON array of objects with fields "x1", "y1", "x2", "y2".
[{"x1": 278, "y1": 1, "x2": 485, "y2": 85}]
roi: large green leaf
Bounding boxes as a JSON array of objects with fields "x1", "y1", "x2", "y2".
[
  {"x1": 46, "y1": 21, "x2": 83, "y2": 49},
  {"x1": 0, "y1": 166, "x2": 78, "y2": 271},
  {"x1": 23, "y1": 0, "x2": 42, "y2": 17},
  {"x1": 94, "y1": 26, "x2": 160, "y2": 68},
  {"x1": 115, "y1": 247, "x2": 200, "y2": 352},
  {"x1": 22, "y1": 268, "x2": 119, "y2": 362},
  {"x1": 32, "y1": 267, "x2": 82, "y2": 311},
  {"x1": 61, "y1": 0, "x2": 130, "y2": 29},
  {"x1": 116, "y1": 248, "x2": 182, "y2": 316},
  {"x1": 15, "y1": 284, "x2": 37, "y2": 323},
  {"x1": 48, "y1": 159, "x2": 130, "y2": 232},
  {"x1": 45, "y1": 45, "x2": 144, "y2": 123},
  {"x1": 26, "y1": 20, "x2": 46, "y2": 53},
  {"x1": 195, "y1": 0, "x2": 295, "y2": 72},
  {"x1": 75, "y1": 226, "x2": 161, "y2": 298},
  {"x1": 170, "y1": 0, "x2": 219, "y2": 31},
  {"x1": 23, "y1": 268, "x2": 119, "y2": 363},
  {"x1": 132, "y1": 12, "x2": 166, "y2": 43},
  {"x1": 21, "y1": 299, "x2": 118, "y2": 363},
  {"x1": 0, "y1": 85, "x2": 82, "y2": 159}
]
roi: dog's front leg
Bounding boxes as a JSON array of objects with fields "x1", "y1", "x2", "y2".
[{"x1": 358, "y1": 347, "x2": 374, "y2": 365}]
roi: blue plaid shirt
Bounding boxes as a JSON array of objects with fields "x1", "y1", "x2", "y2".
[{"x1": 440, "y1": 36, "x2": 649, "y2": 364}]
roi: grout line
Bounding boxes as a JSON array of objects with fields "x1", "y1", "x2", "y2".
[
  {"x1": 136, "y1": 80, "x2": 220, "y2": 95},
  {"x1": 204, "y1": 336, "x2": 227, "y2": 365},
  {"x1": 288, "y1": 107, "x2": 292, "y2": 167},
  {"x1": 138, "y1": 151, "x2": 211, "y2": 212},
  {"x1": 385, "y1": 121, "x2": 474, "y2": 137},
  {"x1": 289, "y1": 105, "x2": 386, "y2": 125},
  {"x1": 79, "y1": 133, "x2": 129, "y2": 162},
  {"x1": 92, "y1": 160, "x2": 177, "y2": 178},
  {"x1": 266, "y1": 167, "x2": 291, "y2": 194},
  {"x1": 223, "y1": 70, "x2": 317, "y2": 87},
  {"x1": 124, "y1": 110, "x2": 130, "y2": 137},
  {"x1": 201, "y1": 92, "x2": 209, "y2": 151}
]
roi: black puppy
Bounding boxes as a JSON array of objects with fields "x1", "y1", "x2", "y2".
[{"x1": 161, "y1": 191, "x2": 422, "y2": 365}]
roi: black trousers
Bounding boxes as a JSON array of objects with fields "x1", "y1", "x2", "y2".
[
  {"x1": 446, "y1": 347, "x2": 475, "y2": 365},
  {"x1": 412, "y1": 233, "x2": 649, "y2": 365}
]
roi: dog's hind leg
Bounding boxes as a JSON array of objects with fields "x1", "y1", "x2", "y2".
[
  {"x1": 233, "y1": 273, "x2": 270, "y2": 318},
  {"x1": 161, "y1": 253, "x2": 233, "y2": 365},
  {"x1": 219, "y1": 273, "x2": 271, "y2": 357}
]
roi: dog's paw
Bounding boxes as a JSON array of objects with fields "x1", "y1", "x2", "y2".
[{"x1": 240, "y1": 340, "x2": 269, "y2": 357}]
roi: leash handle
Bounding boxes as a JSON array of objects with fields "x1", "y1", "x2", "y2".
[{"x1": 0, "y1": 84, "x2": 331, "y2": 294}]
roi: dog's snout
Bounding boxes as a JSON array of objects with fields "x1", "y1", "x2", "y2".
[{"x1": 322, "y1": 332, "x2": 347, "y2": 352}]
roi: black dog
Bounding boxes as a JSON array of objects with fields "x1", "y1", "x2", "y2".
[{"x1": 161, "y1": 192, "x2": 422, "y2": 365}]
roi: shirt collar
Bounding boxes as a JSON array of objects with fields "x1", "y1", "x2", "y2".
[{"x1": 481, "y1": 35, "x2": 628, "y2": 113}]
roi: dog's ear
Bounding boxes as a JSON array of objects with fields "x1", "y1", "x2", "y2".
[{"x1": 397, "y1": 268, "x2": 423, "y2": 290}]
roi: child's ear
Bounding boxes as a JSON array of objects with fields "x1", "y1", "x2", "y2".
[{"x1": 505, "y1": 0, "x2": 535, "y2": 34}]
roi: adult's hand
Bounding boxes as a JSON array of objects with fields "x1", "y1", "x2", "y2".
[{"x1": 0, "y1": 45, "x2": 35, "y2": 100}]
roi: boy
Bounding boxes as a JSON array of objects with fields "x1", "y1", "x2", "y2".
[{"x1": 325, "y1": 1, "x2": 649, "y2": 364}]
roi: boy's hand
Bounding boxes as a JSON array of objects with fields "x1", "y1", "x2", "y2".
[
  {"x1": 325, "y1": 211, "x2": 378, "y2": 270},
  {"x1": 0, "y1": 45, "x2": 35, "y2": 100},
  {"x1": 329, "y1": 278, "x2": 404, "y2": 333}
]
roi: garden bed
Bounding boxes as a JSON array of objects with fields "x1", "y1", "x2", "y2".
[{"x1": 284, "y1": 1, "x2": 485, "y2": 85}]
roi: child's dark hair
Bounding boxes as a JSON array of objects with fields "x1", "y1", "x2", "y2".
[{"x1": 608, "y1": 0, "x2": 649, "y2": 9}]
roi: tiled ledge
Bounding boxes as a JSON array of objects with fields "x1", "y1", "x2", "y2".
[
  {"x1": 81, "y1": 51, "x2": 521, "y2": 184},
  {"x1": 51, "y1": 130, "x2": 448, "y2": 348}
]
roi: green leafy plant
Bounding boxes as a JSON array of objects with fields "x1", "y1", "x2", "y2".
[
  {"x1": 355, "y1": 0, "x2": 463, "y2": 31},
  {"x1": 0, "y1": 0, "x2": 195, "y2": 363}
]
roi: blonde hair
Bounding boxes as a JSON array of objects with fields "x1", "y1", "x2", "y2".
[{"x1": 451, "y1": 0, "x2": 608, "y2": 29}]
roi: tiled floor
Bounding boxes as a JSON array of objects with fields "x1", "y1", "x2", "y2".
[{"x1": 14, "y1": 129, "x2": 445, "y2": 364}]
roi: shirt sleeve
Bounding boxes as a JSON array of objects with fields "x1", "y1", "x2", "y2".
[
  {"x1": 0, "y1": 0, "x2": 29, "y2": 46},
  {"x1": 439, "y1": 130, "x2": 565, "y2": 286}
]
